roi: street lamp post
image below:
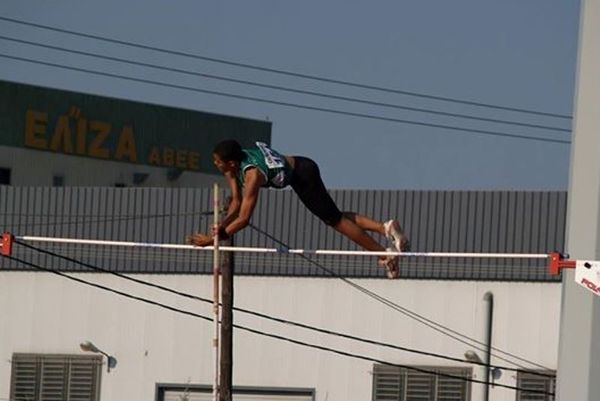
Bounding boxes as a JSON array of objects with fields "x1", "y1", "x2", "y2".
[
  {"x1": 464, "y1": 350, "x2": 502, "y2": 401},
  {"x1": 80, "y1": 341, "x2": 117, "y2": 373}
]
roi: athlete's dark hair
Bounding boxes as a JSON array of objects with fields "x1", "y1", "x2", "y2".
[{"x1": 213, "y1": 140, "x2": 246, "y2": 162}]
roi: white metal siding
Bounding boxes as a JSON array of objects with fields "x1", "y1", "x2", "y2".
[{"x1": 0, "y1": 274, "x2": 560, "y2": 401}]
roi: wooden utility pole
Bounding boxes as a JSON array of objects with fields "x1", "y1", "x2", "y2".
[{"x1": 219, "y1": 234, "x2": 234, "y2": 401}]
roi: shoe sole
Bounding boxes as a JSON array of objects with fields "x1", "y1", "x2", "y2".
[{"x1": 385, "y1": 220, "x2": 408, "y2": 253}]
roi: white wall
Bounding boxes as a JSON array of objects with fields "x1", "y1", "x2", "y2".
[
  {"x1": 0, "y1": 146, "x2": 223, "y2": 187},
  {"x1": 0, "y1": 272, "x2": 560, "y2": 401}
]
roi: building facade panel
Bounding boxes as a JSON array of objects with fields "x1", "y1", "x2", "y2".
[
  {"x1": 0, "y1": 274, "x2": 560, "y2": 401},
  {"x1": 1, "y1": 187, "x2": 566, "y2": 281}
]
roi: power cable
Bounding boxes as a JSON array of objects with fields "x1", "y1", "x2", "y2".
[
  {"x1": 1, "y1": 210, "x2": 553, "y2": 281},
  {"x1": 10, "y1": 245, "x2": 549, "y2": 276},
  {"x1": 0, "y1": 252, "x2": 555, "y2": 396},
  {"x1": 7, "y1": 228, "x2": 553, "y2": 371},
  {"x1": 248, "y1": 223, "x2": 554, "y2": 371},
  {"x1": 2, "y1": 207, "x2": 554, "y2": 371},
  {"x1": 0, "y1": 53, "x2": 570, "y2": 145},
  {"x1": 0, "y1": 35, "x2": 571, "y2": 134},
  {"x1": 0, "y1": 210, "x2": 214, "y2": 228},
  {"x1": 0, "y1": 15, "x2": 572, "y2": 120},
  {"x1": 1, "y1": 204, "x2": 553, "y2": 276},
  {"x1": 13, "y1": 239, "x2": 554, "y2": 379}
]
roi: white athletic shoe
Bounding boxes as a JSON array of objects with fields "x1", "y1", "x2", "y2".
[
  {"x1": 384, "y1": 219, "x2": 409, "y2": 252},
  {"x1": 378, "y1": 249, "x2": 399, "y2": 279}
]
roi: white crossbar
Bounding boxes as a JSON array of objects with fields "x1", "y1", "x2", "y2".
[{"x1": 15, "y1": 235, "x2": 550, "y2": 259}]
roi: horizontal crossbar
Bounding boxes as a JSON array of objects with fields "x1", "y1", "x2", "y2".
[{"x1": 12, "y1": 234, "x2": 550, "y2": 259}]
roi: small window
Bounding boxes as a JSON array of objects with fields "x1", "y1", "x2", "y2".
[
  {"x1": 372, "y1": 364, "x2": 472, "y2": 401},
  {"x1": 516, "y1": 370, "x2": 556, "y2": 401},
  {"x1": 10, "y1": 353, "x2": 102, "y2": 401},
  {"x1": 0, "y1": 167, "x2": 11, "y2": 185},
  {"x1": 157, "y1": 384, "x2": 314, "y2": 401}
]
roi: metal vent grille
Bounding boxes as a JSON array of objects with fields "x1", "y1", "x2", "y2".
[
  {"x1": 516, "y1": 371, "x2": 556, "y2": 401},
  {"x1": 373, "y1": 364, "x2": 471, "y2": 401},
  {"x1": 10, "y1": 354, "x2": 102, "y2": 401}
]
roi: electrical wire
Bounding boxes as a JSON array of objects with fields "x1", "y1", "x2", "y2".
[
  {"x1": 2, "y1": 207, "x2": 554, "y2": 370},
  {"x1": 248, "y1": 223, "x2": 554, "y2": 371},
  {"x1": 13, "y1": 239, "x2": 554, "y2": 379},
  {"x1": 0, "y1": 15, "x2": 572, "y2": 120},
  {"x1": 0, "y1": 211, "x2": 552, "y2": 279},
  {"x1": 9, "y1": 244, "x2": 550, "y2": 280},
  {"x1": 2, "y1": 210, "x2": 555, "y2": 366},
  {"x1": 0, "y1": 35, "x2": 571, "y2": 134},
  {"x1": 0, "y1": 210, "x2": 214, "y2": 228},
  {"x1": 0, "y1": 252, "x2": 555, "y2": 396},
  {"x1": 0, "y1": 53, "x2": 570, "y2": 145}
]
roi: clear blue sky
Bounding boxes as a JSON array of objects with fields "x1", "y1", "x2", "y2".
[{"x1": 0, "y1": 0, "x2": 581, "y2": 190}]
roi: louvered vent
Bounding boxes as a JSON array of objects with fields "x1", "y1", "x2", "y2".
[
  {"x1": 372, "y1": 365, "x2": 471, "y2": 401},
  {"x1": 10, "y1": 354, "x2": 102, "y2": 401},
  {"x1": 517, "y1": 371, "x2": 556, "y2": 401}
]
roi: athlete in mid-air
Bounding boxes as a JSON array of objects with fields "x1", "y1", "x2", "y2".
[{"x1": 188, "y1": 140, "x2": 409, "y2": 278}]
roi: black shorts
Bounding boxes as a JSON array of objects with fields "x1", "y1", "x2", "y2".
[{"x1": 289, "y1": 156, "x2": 343, "y2": 226}]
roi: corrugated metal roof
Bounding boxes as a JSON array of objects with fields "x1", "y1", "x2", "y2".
[{"x1": 0, "y1": 187, "x2": 566, "y2": 281}]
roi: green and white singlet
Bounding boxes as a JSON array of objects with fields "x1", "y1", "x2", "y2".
[{"x1": 237, "y1": 142, "x2": 293, "y2": 188}]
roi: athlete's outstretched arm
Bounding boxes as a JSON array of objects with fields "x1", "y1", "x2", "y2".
[
  {"x1": 220, "y1": 168, "x2": 264, "y2": 237},
  {"x1": 186, "y1": 172, "x2": 242, "y2": 247},
  {"x1": 219, "y1": 171, "x2": 242, "y2": 228},
  {"x1": 186, "y1": 168, "x2": 264, "y2": 246}
]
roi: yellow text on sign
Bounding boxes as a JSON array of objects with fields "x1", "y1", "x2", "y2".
[
  {"x1": 25, "y1": 109, "x2": 138, "y2": 162},
  {"x1": 24, "y1": 109, "x2": 201, "y2": 170}
]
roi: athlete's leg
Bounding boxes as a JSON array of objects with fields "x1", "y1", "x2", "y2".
[
  {"x1": 332, "y1": 215, "x2": 386, "y2": 251},
  {"x1": 289, "y1": 156, "x2": 400, "y2": 277},
  {"x1": 342, "y1": 212, "x2": 385, "y2": 235},
  {"x1": 332, "y1": 216, "x2": 398, "y2": 278},
  {"x1": 289, "y1": 156, "x2": 394, "y2": 254},
  {"x1": 343, "y1": 212, "x2": 409, "y2": 251}
]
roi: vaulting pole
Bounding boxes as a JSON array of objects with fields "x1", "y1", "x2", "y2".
[{"x1": 212, "y1": 183, "x2": 221, "y2": 401}]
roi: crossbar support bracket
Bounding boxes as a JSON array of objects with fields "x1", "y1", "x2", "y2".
[
  {"x1": 549, "y1": 252, "x2": 576, "y2": 275},
  {"x1": 1, "y1": 232, "x2": 14, "y2": 256}
]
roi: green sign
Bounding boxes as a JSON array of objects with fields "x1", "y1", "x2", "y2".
[{"x1": 0, "y1": 80, "x2": 271, "y2": 173}]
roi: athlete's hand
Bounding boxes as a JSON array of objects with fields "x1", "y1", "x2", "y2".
[{"x1": 186, "y1": 233, "x2": 213, "y2": 247}]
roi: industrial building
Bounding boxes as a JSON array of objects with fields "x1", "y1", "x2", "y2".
[{"x1": 0, "y1": 187, "x2": 564, "y2": 401}]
